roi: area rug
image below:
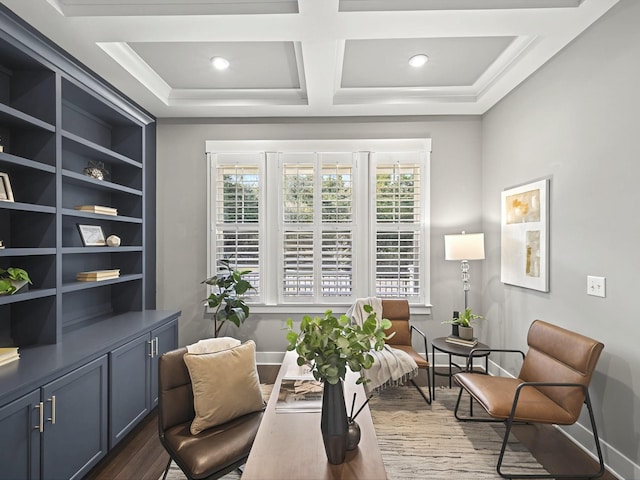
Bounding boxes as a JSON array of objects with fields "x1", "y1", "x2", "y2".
[{"x1": 161, "y1": 385, "x2": 548, "y2": 480}]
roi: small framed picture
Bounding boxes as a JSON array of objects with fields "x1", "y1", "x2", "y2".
[
  {"x1": 0, "y1": 172, "x2": 14, "y2": 202},
  {"x1": 77, "y1": 224, "x2": 106, "y2": 246}
]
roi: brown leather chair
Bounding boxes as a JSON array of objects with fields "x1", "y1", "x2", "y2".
[
  {"x1": 454, "y1": 320, "x2": 605, "y2": 479},
  {"x1": 157, "y1": 347, "x2": 264, "y2": 480},
  {"x1": 381, "y1": 299, "x2": 432, "y2": 404}
]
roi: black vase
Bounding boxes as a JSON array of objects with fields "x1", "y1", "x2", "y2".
[{"x1": 320, "y1": 380, "x2": 348, "y2": 464}]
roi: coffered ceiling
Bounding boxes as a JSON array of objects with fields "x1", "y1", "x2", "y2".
[{"x1": 2, "y1": 0, "x2": 619, "y2": 118}]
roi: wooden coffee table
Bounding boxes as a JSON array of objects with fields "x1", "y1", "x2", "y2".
[{"x1": 242, "y1": 351, "x2": 387, "y2": 480}]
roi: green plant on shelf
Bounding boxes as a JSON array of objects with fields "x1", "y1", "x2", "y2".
[
  {"x1": 0, "y1": 267, "x2": 32, "y2": 295},
  {"x1": 442, "y1": 307, "x2": 483, "y2": 328}
]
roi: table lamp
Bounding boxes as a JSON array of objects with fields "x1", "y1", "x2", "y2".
[{"x1": 444, "y1": 232, "x2": 485, "y2": 310}]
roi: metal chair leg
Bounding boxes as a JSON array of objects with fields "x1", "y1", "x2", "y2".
[
  {"x1": 496, "y1": 389, "x2": 605, "y2": 479},
  {"x1": 410, "y1": 367, "x2": 432, "y2": 404},
  {"x1": 162, "y1": 458, "x2": 172, "y2": 480}
]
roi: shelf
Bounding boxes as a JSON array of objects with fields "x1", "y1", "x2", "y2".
[
  {"x1": 0, "y1": 152, "x2": 56, "y2": 174},
  {"x1": 61, "y1": 208, "x2": 142, "y2": 224},
  {"x1": 61, "y1": 169, "x2": 143, "y2": 196},
  {"x1": 0, "y1": 200, "x2": 56, "y2": 214},
  {"x1": 61, "y1": 273, "x2": 143, "y2": 293},
  {"x1": 0, "y1": 103, "x2": 56, "y2": 132},
  {"x1": 0, "y1": 248, "x2": 56, "y2": 257},
  {"x1": 62, "y1": 246, "x2": 142, "y2": 254},
  {"x1": 0, "y1": 288, "x2": 56, "y2": 306},
  {"x1": 62, "y1": 130, "x2": 143, "y2": 169}
]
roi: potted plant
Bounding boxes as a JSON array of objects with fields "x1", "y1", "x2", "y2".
[
  {"x1": 203, "y1": 259, "x2": 254, "y2": 337},
  {"x1": 285, "y1": 306, "x2": 391, "y2": 464},
  {"x1": 442, "y1": 307, "x2": 483, "y2": 340},
  {"x1": 0, "y1": 267, "x2": 32, "y2": 295}
]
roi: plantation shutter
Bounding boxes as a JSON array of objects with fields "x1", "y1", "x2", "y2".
[
  {"x1": 213, "y1": 154, "x2": 261, "y2": 295},
  {"x1": 373, "y1": 156, "x2": 423, "y2": 298}
]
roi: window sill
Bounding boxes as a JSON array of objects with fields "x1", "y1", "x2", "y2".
[{"x1": 248, "y1": 304, "x2": 432, "y2": 316}]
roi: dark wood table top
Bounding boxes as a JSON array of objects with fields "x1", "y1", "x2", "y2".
[
  {"x1": 242, "y1": 351, "x2": 387, "y2": 480},
  {"x1": 431, "y1": 336, "x2": 491, "y2": 357}
]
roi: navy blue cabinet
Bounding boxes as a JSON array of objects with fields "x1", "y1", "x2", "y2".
[
  {"x1": 0, "y1": 356, "x2": 108, "y2": 480},
  {"x1": 0, "y1": 390, "x2": 41, "y2": 480},
  {"x1": 109, "y1": 318, "x2": 177, "y2": 448},
  {"x1": 41, "y1": 356, "x2": 108, "y2": 480}
]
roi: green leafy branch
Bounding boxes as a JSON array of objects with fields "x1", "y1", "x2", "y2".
[
  {"x1": 203, "y1": 259, "x2": 254, "y2": 336},
  {"x1": 285, "y1": 305, "x2": 393, "y2": 385}
]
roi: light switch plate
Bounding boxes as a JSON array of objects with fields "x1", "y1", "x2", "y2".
[{"x1": 587, "y1": 276, "x2": 606, "y2": 297}]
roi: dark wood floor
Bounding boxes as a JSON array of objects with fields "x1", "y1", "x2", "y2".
[{"x1": 86, "y1": 366, "x2": 616, "y2": 480}]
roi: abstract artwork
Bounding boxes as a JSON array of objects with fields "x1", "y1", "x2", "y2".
[{"x1": 501, "y1": 178, "x2": 549, "y2": 292}]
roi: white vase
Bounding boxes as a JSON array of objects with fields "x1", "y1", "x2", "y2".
[{"x1": 458, "y1": 326, "x2": 474, "y2": 340}]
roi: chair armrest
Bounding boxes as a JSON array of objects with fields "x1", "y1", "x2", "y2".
[
  {"x1": 410, "y1": 325, "x2": 428, "y2": 354},
  {"x1": 510, "y1": 382, "x2": 590, "y2": 421},
  {"x1": 465, "y1": 348, "x2": 525, "y2": 371}
]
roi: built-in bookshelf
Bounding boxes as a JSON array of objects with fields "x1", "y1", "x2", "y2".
[
  {"x1": 0, "y1": 16, "x2": 151, "y2": 345},
  {"x1": 0, "y1": 6, "x2": 179, "y2": 479}
]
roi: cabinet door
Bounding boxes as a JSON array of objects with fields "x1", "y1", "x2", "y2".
[
  {"x1": 41, "y1": 356, "x2": 108, "y2": 480},
  {"x1": 109, "y1": 333, "x2": 151, "y2": 448},
  {"x1": 0, "y1": 390, "x2": 41, "y2": 480},
  {"x1": 150, "y1": 319, "x2": 179, "y2": 407}
]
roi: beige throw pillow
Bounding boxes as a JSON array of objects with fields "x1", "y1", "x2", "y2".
[{"x1": 183, "y1": 340, "x2": 264, "y2": 435}]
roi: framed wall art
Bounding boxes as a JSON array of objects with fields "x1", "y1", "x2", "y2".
[
  {"x1": 500, "y1": 178, "x2": 549, "y2": 292},
  {"x1": 0, "y1": 172, "x2": 14, "y2": 202},
  {"x1": 77, "y1": 224, "x2": 106, "y2": 246}
]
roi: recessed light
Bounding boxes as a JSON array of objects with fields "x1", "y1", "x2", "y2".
[
  {"x1": 408, "y1": 54, "x2": 428, "y2": 68},
  {"x1": 211, "y1": 56, "x2": 230, "y2": 70}
]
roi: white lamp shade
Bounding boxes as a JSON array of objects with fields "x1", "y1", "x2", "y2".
[{"x1": 444, "y1": 233, "x2": 485, "y2": 261}]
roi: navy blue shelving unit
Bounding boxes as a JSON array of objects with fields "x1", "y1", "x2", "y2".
[{"x1": 0, "y1": 6, "x2": 179, "y2": 479}]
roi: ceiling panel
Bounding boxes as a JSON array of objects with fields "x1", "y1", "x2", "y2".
[
  {"x1": 341, "y1": 37, "x2": 515, "y2": 89},
  {"x1": 47, "y1": 0, "x2": 299, "y2": 16},
  {"x1": 129, "y1": 41, "x2": 301, "y2": 89},
  {"x1": 338, "y1": 0, "x2": 582, "y2": 12},
  {"x1": 1, "y1": 0, "x2": 620, "y2": 117}
]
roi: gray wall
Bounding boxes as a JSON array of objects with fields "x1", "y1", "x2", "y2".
[
  {"x1": 156, "y1": 116, "x2": 483, "y2": 356},
  {"x1": 481, "y1": 0, "x2": 640, "y2": 477},
  {"x1": 155, "y1": 1, "x2": 640, "y2": 475}
]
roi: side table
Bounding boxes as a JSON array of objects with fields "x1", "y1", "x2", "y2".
[{"x1": 431, "y1": 336, "x2": 490, "y2": 400}]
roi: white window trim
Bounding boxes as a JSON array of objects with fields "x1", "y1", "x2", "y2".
[{"x1": 206, "y1": 138, "x2": 432, "y2": 311}]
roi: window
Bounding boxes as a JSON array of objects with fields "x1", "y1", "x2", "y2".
[{"x1": 207, "y1": 139, "x2": 431, "y2": 308}]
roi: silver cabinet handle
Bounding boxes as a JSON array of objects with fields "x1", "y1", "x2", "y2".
[
  {"x1": 148, "y1": 339, "x2": 154, "y2": 357},
  {"x1": 34, "y1": 402, "x2": 44, "y2": 432},
  {"x1": 154, "y1": 337, "x2": 159, "y2": 357},
  {"x1": 47, "y1": 396, "x2": 56, "y2": 425}
]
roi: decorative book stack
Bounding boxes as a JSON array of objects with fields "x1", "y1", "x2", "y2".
[
  {"x1": 275, "y1": 362, "x2": 323, "y2": 413},
  {"x1": 0, "y1": 347, "x2": 19, "y2": 367},
  {"x1": 445, "y1": 336, "x2": 478, "y2": 348},
  {"x1": 74, "y1": 205, "x2": 118, "y2": 216},
  {"x1": 275, "y1": 378, "x2": 324, "y2": 413},
  {"x1": 76, "y1": 269, "x2": 120, "y2": 282}
]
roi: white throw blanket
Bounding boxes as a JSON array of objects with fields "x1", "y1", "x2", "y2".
[
  {"x1": 346, "y1": 297, "x2": 418, "y2": 393},
  {"x1": 186, "y1": 336, "x2": 241, "y2": 354}
]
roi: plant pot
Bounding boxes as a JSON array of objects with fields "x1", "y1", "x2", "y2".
[
  {"x1": 320, "y1": 380, "x2": 348, "y2": 464},
  {"x1": 0, "y1": 279, "x2": 29, "y2": 295},
  {"x1": 458, "y1": 326, "x2": 474, "y2": 340}
]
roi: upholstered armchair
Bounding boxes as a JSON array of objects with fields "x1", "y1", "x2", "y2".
[
  {"x1": 157, "y1": 344, "x2": 264, "y2": 480},
  {"x1": 453, "y1": 320, "x2": 605, "y2": 479},
  {"x1": 381, "y1": 299, "x2": 432, "y2": 404}
]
